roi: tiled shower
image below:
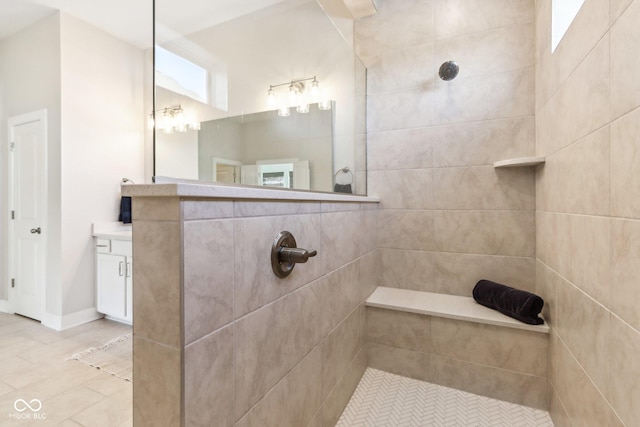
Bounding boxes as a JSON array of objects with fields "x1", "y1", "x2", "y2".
[{"x1": 131, "y1": 0, "x2": 640, "y2": 426}]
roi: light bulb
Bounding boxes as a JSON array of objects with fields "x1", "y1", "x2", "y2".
[
  {"x1": 310, "y1": 79, "x2": 319, "y2": 101},
  {"x1": 296, "y1": 103, "x2": 309, "y2": 114},
  {"x1": 267, "y1": 88, "x2": 276, "y2": 109},
  {"x1": 318, "y1": 100, "x2": 332, "y2": 110},
  {"x1": 278, "y1": 106, "x2": 290, "y2": 117},
  {"x1": 175, "y1": 108, "x2": 186, "y2": 132},
  {"x1": 289, "y1": 84, "x2": 297, "y2": 105}
]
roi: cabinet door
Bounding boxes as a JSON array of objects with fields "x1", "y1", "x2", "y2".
[
  {"x1": 97, "y1": 253, "x2": 127, "y2": 319},
  {"x1": 124, "y1": 258, "x2": 133, "y2": 322}
]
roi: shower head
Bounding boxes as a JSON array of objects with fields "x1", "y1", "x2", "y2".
[{"x1": 438, "y1": 61, "x2": 459, "y2": 81}]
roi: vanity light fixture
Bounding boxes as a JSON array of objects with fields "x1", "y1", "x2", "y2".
[
  {"x1": 148, "y1": 105, "x2": 200, "y2": 133},
  {"x1": 267, "y1": 76, "x2": 331, "y2": 115}
]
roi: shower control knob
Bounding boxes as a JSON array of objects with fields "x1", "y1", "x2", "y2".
[{"x1": 271, "y1": 231, "x2": 318, "y2": 278}]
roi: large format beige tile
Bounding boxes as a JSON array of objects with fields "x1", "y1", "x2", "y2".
[
  {"x1": 234, "y1": 201, "x2": 321, "y2": 217},
  {"x1": 431, "y1": 317, "x2": 548, "y2": 376},
  {"x1": 183, "y1": 219, "x2": 234, "y2": 344},
  {"x1": 377, "y1": 249, "x2": 435, "y2": 292},
  {"x1": 367, "y1": 307, "x2": 432, "y2": 353},
  {"x1": 321, "y1": 306, "x2": 366, "y2": 398},
  {"x1": 610, "y1": 219, "x2": 640, "y2": 331},
  {"x1": 611, "y1": 106, "x2": 640, "y2": 219},
  {"x1": 435, "y1": 68, "x2": 534, "y2": 126},
  {"x1": 233, "y1": 285, "x2": 323, "y2": 420},
  {"x1": 611, "y1": 0, "x2": 634, "y2": 23},
  {"x1": 432, "y1": 116, "x2": 535, "y2": 167},
  {"x1": 71, "y1": 386, "x2": 133, "y2": 427},
  {"x1": 435, "y1": 23, "x2": 534, "y2": 81},
  {"x1": 549, "y1": 382, "x2": 572, "y2": 427},
  {"x1": 367, "y1": 84, "x2": 437, "y2": 132},
  {"x1": 132, "y1": 220, "x2": 181, "y2": 347},
  {"x1": 234, "y1": 214, "x2": 323, "y2": 317},
  {"x1": 355, "y1": 0, "x2": 435, "y2": 58},
  {"x1": 322, "y1": 210, "x2": 376, "y2": 272},
  {"x1": 377, "y1": 210, "x2": 436, "y2": 251},
  {"x1": 537, "y1": 126, "x2": 610, "y2": 216},
  {"x1": 430, "y1": 355, "x2": 548, "y2": 409},
  {"x1": 183, "y1": 200, "x2": 233, "y2": 220},
  {"x1": 433, "y1": 210, "x2": 535, "y2": 257},
  {"x1": 133, "y1": 337, "x2": 181, "y2": 427},
  {"x1": 184, "y1": 326, "x2": 234, "y2": 427},
  {"x1": 131, "y1": 197, "x2": 180, "y2": 221},
  {"x1": 235, "y1": 346, "x2": 322, "y2": 427},
  {"x1": 364, "y1": 43, "x2": 436, "y2": 95},
  {"x1": 555, "y1": 280, "x2": 609, "y2": 395},
  {"x1": 321, "y1": 349, "x2": 367, "y2": 427},
  {"x1": 534, "y1": 260, "x2": 560, "y2": 327},
  {"x1": 609, "y1": 315, "x2": 640, "y2": 427},
  {"x1": 366, "y1": 342, "x2": 432, "y2": 383},
  {"x1": 434, "y1": 0, "x2": 534, "y2": 40},
  {"x1": 368, "y1": 169, "x2": 433, "y2": 209},
  {"x1": 432, "y1": 166, "x2": 535, "y2": 210},
  {"x1": 367, "y1": 128, "x2": 434, "y2": 171},
  {"x1": 553, "y1": 336, "x2": 623, "y2": 427},
  {"x1": 433, "y1": 252, "x2": 535, "y2": 296},
  {"x1": 610, "y1": 0, "x2": 640, "y2": 119}
]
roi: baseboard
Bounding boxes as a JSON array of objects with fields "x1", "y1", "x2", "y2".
[{"x1": 42, "y1": 307, "x2": 104, "y2": 331}]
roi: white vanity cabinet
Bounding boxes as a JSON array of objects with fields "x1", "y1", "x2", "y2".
[{"x1": 95, "y1": 237, "x2": 133, "y2": 324}]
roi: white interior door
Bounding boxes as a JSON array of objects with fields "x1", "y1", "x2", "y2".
[{"x1": 8, "y1": 110, "x2": 47, "y2": 321}]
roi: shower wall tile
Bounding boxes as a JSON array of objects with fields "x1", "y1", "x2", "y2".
[
  {"x1": 183, "y1": 200, "x2": 233, "y2": 220},
  {"x1": 133, "y1": 336, "x2": 181, "y2": 427},
  {"x1": 610, "y1": 0, "x2": 634, "y2": 23},
  {"x1": 321, "y1": 349, "x2": 367, "y2": 427},
  {"x1": 235, "y1": 346, "x2": 322, "y2": 427},
  {"x1": 610, "y1": 106, "x2": 640, "y2": 219},
  {"x1": 610, "y1": 0, "x2": 640, "y2": 119},
  {"x1": 432, "y1": 166, "x2": 535, "y2": 210},
  {"x1": 377, "y1": 210, "x2": 435, "y2": 251},
  {"x1": 377, "y1": 248, "x2": 435, "y2": 291},
  {"x1": 364, "y1": 43, "x2": 436, "y2": 95},
  {"x1": 233, "y1": 284, "x2": 324, "y2": 420},
  {"x1": 233, "y1": 201, "x2": 321, "y2": 217},
  {"x1": 434, "y1": 23, "x2": 534, "y2": 81},
  {"x1": 355, "y1": 0, "x2": 435, "y2": 58},
  {"x1": 609, "y1": 315, "x2": 640, "y2": 427},
  {"x1": 367, "y1": 128, "x2": 434, "y2": 171},
  {"x1": 368, "y1": 169, "x2": 434, "y2": 209},
  {"x1": 548, "y1": 383, "x2": 572, "y2": 427},
  {"x1": 233, "y1": 214, "x2": 323, "y2": 317},
  {"x1": 434, "y1": 0, "x2": 534, "y2": 40},
  {"x1": 367, "y1": 342, "x2": 433, "y2": 383},
  {"x1": 432, "y1": 252, "x2": 535, "y2": 295},
  {"x1": 432, "y1": 210, "x2": 535, "y2": 257},
  {"x1": 132, "y1": 220, "x2": 181, "y2": 348},
  {"x1": 322, "y1": 210, "x2": 375, "y2": 272},
  {"x1": 430, "y1": 317, "x2": 548, "y2": 376},
  {"x1": 536, "y1": 36, "x2": 610, "y2": 156},
  {"x1": 184, "y1": 326, "x2": 234, "y2": 427},
  {"x1": 321, "y1": 305, "x2": 366, "y2": 397},
  {"x1": 610, "y1": 219, "x2": 640, "y2": 332},
  {"x1": 367, "y1": 307, "x2": 433, "y2": 353},
  {"x1": 432, "y1": 117, "x2": 535, "y2": 167},
  {"x1": 555, "y1": 280, "x2": 610, "y2": 396},
  {"x1": 132, "y1": 197, "x2": 180, "y2": 221},
  {"x1": 534, "y1": 260, "x2": 560, "y2": 327},
  {"x1": 552, "y1": 336, "x2": 623, "y2": 427},
  {"x1": 430, "y1": 354, "x2": 547, "y2": 409},
  {"x1": 320, "y1": 202, "x2": 362, "y2": 213},
  {"x1": 435, "y1": 68, "x2": 535, "y2": 126},
  {"x1": 536, "y1": 126, "x2": 610, "y2": 216},
  {"x1": 367, "y1": 84, "x2": 437, "y2": 132},
  {"x1": 183, "y1": 219, "x2": 234, "y2": 344}
]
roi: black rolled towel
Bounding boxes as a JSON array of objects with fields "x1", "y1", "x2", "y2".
[
  {"x1": 334, "y1": 183, "x2": 352, "y2": 194},
  {"x1": 472, "y1": 280, "x2": 544, "y2": 325},
  {"x1": 119, "y1": 196, "x2": 132, "y2": 224}
]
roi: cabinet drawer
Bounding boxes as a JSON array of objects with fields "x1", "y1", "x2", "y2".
[
  {"x1": 96, "y1": 239, "x2": 111, "y2": 253},
  {"x1": 111, "y1": 240, "x2": 132, "y2": 256}
]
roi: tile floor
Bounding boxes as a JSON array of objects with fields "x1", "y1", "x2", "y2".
[
  {"x1": 337, "y1": 368, "x2": 554, "y2": 427},
  {"x1": 0, "y1": 313, "x2": 132, "y2": 426}
]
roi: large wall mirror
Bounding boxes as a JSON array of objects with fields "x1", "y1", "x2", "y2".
[{"x1": 154, "y1": 0, "x2": 367, "y2": 194}]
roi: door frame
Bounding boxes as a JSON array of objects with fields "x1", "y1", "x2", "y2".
[{"x1": 7, "y1": 109, "x2": 48, "y2": 318}]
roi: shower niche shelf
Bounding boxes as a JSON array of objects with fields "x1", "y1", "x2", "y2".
[{"x1": 493, "y1": 156, "x2": 545, "y2": 168}]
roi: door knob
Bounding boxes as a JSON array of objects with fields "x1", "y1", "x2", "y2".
[{"x1": 30, "y1": 227, "x2": 41, "y2": 234}]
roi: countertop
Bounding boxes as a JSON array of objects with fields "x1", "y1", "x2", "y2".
[{"x1": 93, "y1": 222, "x2": 132, "y2": 241}]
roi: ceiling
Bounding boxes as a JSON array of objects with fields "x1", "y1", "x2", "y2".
[{"x1": 0, "y1": 0, "x2": 289, "y2": 49}]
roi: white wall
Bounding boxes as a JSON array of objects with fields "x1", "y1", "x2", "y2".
[
  {"x1": 1, "y1": 13, "x2": 63, "y2": 315},
  {"x1": 59, "y1": 13, "x2": 145, "y2": 316},
  {"x1": 0, "y1": 42, "x2": 5, "y2": 301}
]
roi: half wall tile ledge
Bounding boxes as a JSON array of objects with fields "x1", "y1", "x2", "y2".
[
  {"x1": 122, "y1": 179, "x2": 380, "y2": 203},
  {"x1": 493, "y1": 156, "x2": 546, "y2": 168}
]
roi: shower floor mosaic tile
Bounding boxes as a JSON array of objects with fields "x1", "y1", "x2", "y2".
[{"x1": 336, "y1": 368, "x2": 554, "y2": 427}]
